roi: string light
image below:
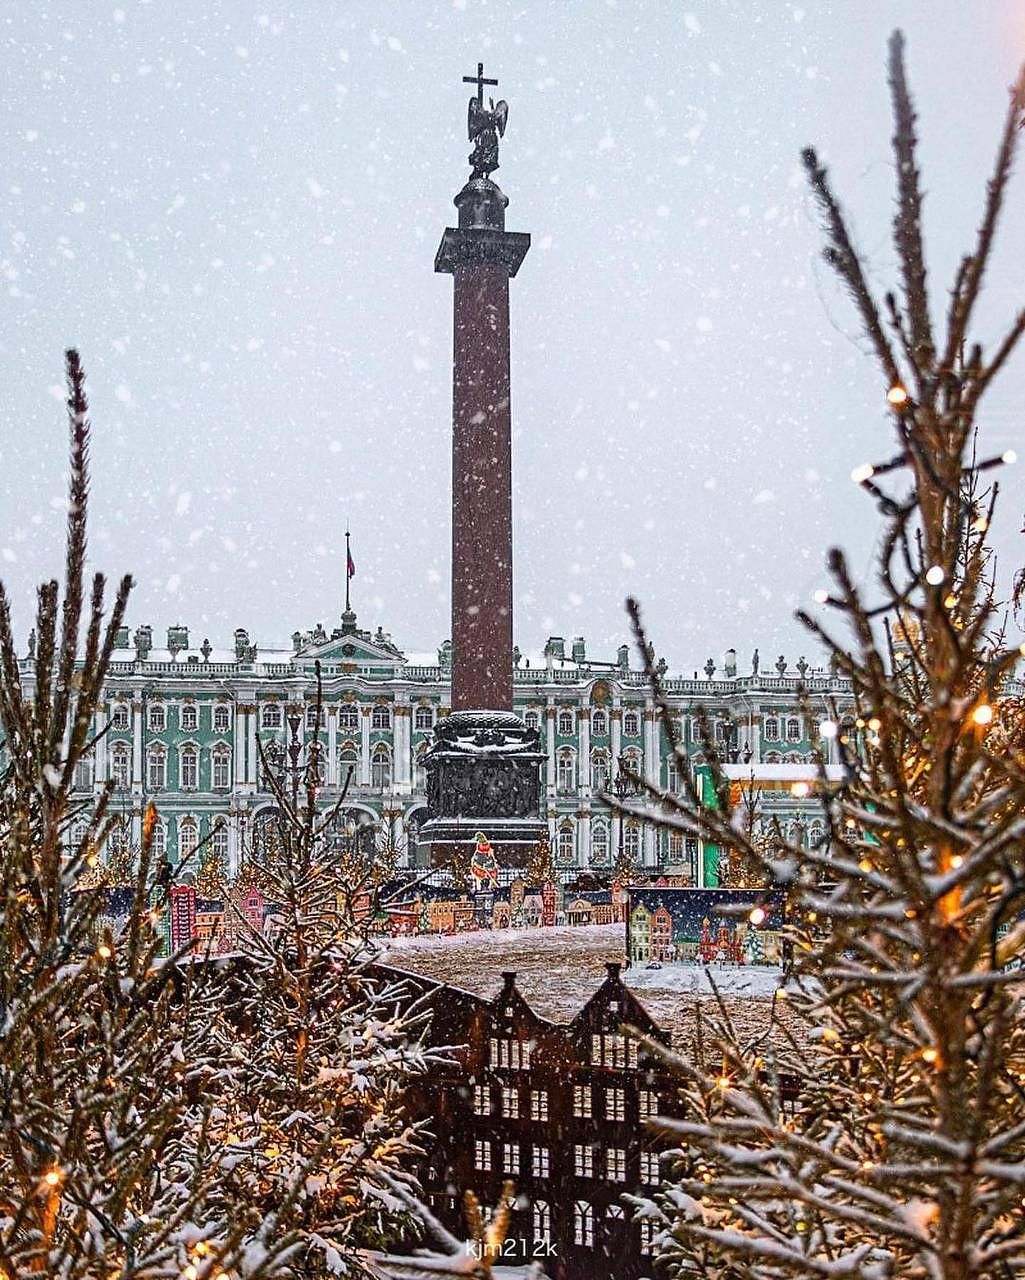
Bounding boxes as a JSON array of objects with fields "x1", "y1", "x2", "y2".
[
  {"x1": 44, "y1": 1167, "x2": 63, "y2": 1187},
  {"x1": 817, "y1": 719, "x2": 838, "y2": 738},
  {"x1": 887, "y1": 383, "x2": 908, "y2": 406},
  {"x1": 971, "y1": 704, "x2": 993, "y2": 726},
  {"x1": 791, "y1": 781, "x2": 811, "y2": 798},
  {"x1": 943, "y1": 593, "x2": 957, "y2": 609},
  {"x1": 748, "y1": 906, "x2": 767, "y2": 927},
  {"x1": 921, "y1": 1047, "x2": 940, "y2": 1066},
  {"x1": 851, "y1": 463, "x2": 875, "y2": 484},
  {"x1": 96, "y1": 944, "x2": 112, "y2": 960},
  {"x1": 868, "y1": 717, "x2": 881, "y2": 731},
  {"x1": 925, "y1": 565, "x2": 945, "y2": 585},
  {"x1": 1002, "y1": 449, "x2": 1017, "y2": 464},
  {"x1": 813, "y1": 589, "x2": 829, "y2": 604}
]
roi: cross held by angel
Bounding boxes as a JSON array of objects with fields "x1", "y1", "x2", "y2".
[{"x1": 464, "y1": 61, "x2": 509, "y2": 180}]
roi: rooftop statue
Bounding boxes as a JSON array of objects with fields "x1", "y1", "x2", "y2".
[{"x1": 463, "y1": 61, "x2": 508, "y2": 180}]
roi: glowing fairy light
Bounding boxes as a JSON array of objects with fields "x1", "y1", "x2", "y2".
[
  {"x1": 971, "y1": 703, "x2": 993, "y2": 726},
  {"x1": 925, "y1": 565, "x2": 945, "y2": 586},
  {"x1": 850, "y1": 463, "x2": 875, "y2": 484},
  {"x1": 887, "y1": 383, "x2": 908, "y2": 406},
  {"x1": 813, "y1": 589, "x2": 829, "y2": 604},
  {"x1": 748, "y1": 906, "x2": 767, "y2": 927},
  {"x1": 1002, "y1": 449, "x2": 1017, "y2": 464},
  {"x1": 818, "y1": 719, "x2": 838, "y2": 738},
  {"x1": 791, "y1": 781, "x2": 811, "y2": 798}
]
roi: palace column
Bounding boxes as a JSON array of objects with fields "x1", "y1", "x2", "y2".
[{"x1": 326, "y1": 706, "x2": 338, "y2": 786}]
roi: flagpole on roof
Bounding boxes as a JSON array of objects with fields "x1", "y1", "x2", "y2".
[{"x1": 345, "y1": 526, "x2": 352, "y2": 613}]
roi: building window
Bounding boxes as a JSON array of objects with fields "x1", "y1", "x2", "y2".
[
  {"x1": 524, "y1": 710, "x2": 540, "y2": 731},
  {"x1": 607, "y1": 1148, "x2": 627, "y2": 1181},
  {"x1": 591, "y1": 750, "x2": 609, "y2": 791},
  {"x1": 473, "y1": 1084, "x2": 490, "y2": 1115},
  {"x1": 591, "y1": 823, "x2": 609, "y2": 864},
  {"x1": 372, "y1": 705, "x2": 391, "y2": 730},
  {"x1": 640, "y1": 1219, "x2": 658, "y2": 1253},
  {"x1": 501, "y1": 1086, "x2": 519, "y2": 1118},
  {"x1": 110, "y1": 702, "x2": 130, "y2": 730},
  {"x1": 414, "y1": 705, "x2": 434, "y2": 731},
  {"x1": 337, "y1": 745, "x2": 359, "y2": 785},
  {"x1": 213, "y1": 705, "x2": 230, "y2": 732},
  {"x1": 685, "y1": 836, "x2": 699, "y2": 865},
  {"x1": 474, "y1": 1140, "x2": 491, "y2": 1172},
  {"x1": 502, "y1": 1142, "x2": 519, "y2": 1175},
  {"x1": 212, "y1": 751, "x2": 231, "y2": 791},
  {"x1": 179, "y1": 704, "x2": 198, "y2": 732},
  {"x1": 529, "y1": 1090, "x2": 548, "y2": 1121},
  {"x1": 532, "y1": 1146, "x2": 550, "y2": 1178},
  {"x1": 667, "y1": 759, "x2": 681, "y2": 792},
  {"x1": 150, "y1": 820, "x2": 166, "y2": 861},
  {"x1": 787, "y1": 716, "x2": 802, "y2": 742},
  {"x1": 261, "y1": 703, "x2": 281, "y2": 729},
  {"x1": 489, "y1": 1037, "x2": 532, "y2": 1070},
  {"x1": 211, "y1": 822, "x2": 228, "y2": 866},
  {"x1": 557, "y1": 709, "x2": 574, "y2": 736},
  {"x1": 147, "y1": 749, "x2": 166, "y2": 791},
  {"x1": 623, "y1": 710, "x2": 640, "y2": 736},
  {"x1": 591, "y1": 708, "x2": 607, "y2": 736},
  {"x1": 763, "y1": 716, "x2": 780, "y2": 742},
  {"x1": 338, "y1": 703, "x2": 359, "y2": 732},
  {"x1": 178, "y1": 818, "x2": 198, "y2": 863},
  {"x1": 73, "y1": 758, "x2": 94, "y2": 792},
  {"x1": 573, "y1": 1145, "x2": 594, "y2": 1178},
  {"x1": 414, "y1": 745, "x2": 428, "y2": 791},
  {"x1": 111, "y1": 749, "x2": 130, "y2": 791},
  {"x1": 668, "y1": 830, "x2": 683, "y2": 863},
  {"x1": 639, "y1": 1090, "x2": 658, "y2": 1120},
  {"x1": 624, "y1": 823, "x2": 641, "y2": 859},
  {"x1": 574, "y1": 1202, "x2": 594, "y2": 1247},
  {"x1": 556, "y1": 749, "x2": 575, "y2": 791},
  {"x1": 573, "y1": 1085, "x2": 592, "y2": 1118},
  {"x1": 533, "y1": 1200, "x2": 551, "y2": 1240},
  {"x1": 606, "y1": 1087, "x2": 626, "y2": 1120},
  {"x1": 148, "y1": 703, "x2": 165, "y2": 733},
  {"x1": 640, "y1": 1150, "x2": 662, "y2": 1185},
  {"x1": 558, "y1": 822, "x2": 575, "y2": 863},
  {"x1": 306, "y1": 704, "x2": 324, "y2": 729},
  {"x1": 371, "y1": 746, "x2": 391, "y2": 789},
  {"x1": 180, "y1": 747, "x2": 198, "y2": 790}
]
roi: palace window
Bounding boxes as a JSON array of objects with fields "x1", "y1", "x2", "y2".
[
  {"x1": 414, "y1": 745, "x2": 428, "y2": 791},
  {"x1": 591, "y1": 750, "x2": 609, "y2": 791},
  {"x1": 763, "y1": 716, "x2": 780, "y2": 742},
  {"x1": 624, "y1": 823, "x2": 641, "y2": 859},
  {"x1": 529, "y1": 1090, "x2": 548, "y2": 1121},
  {"x1": 686, "y1": 836, "x2": 699, "y2": 864},
  {"x1": 180, "y1": 703, "x2": 198, "y2": 732},
  {"x1": 591, "y1": 708, "x2": 607, "y2": 736},
  {"x1": 489, "y1": 1036, "x2": 532, "y2": 1070},
  {"x1": 623, "y1": 710, "x2": 640, "y2": 736},
  {"x1": 591, "y1": 823, "x2": 609, "y2": 864},
  {"x1": 533, "y1": 1200, "x2": 551, "y2": 1240},
  {"x1": 212, "y1": 751, "x2": 231, "y2": 791},
  {"x1": 213, "y1": 705, "x2": 230, "y2": 732},
  {"x1": 532, "y1": 1146, "x2": 550, "y2": 1178},
  {"x1": 180, "y1": 747, "x2": 198, "y2": 790},
  {"x1": 110, "y1": 702, "x2": 130, "y2": 730},
  {"x1": 211, "y1": 822, "x2": 228, "y2": 866},
  {"x1": 109, "y1": 820, "x2": 130, "y2": 861},
  {"x1": 371, "y1": 746, "x2": 391, "y2": 789},
  {"x1": 501, "y1": 1086, "x2": 519, "y2": 1118},
  {"x1": 337, "y1": 745, "x2": 359, "y2": 785},
  {"x1": 473, "y1": 1084, "x2": 490, "y2": 1115},
  {"x1": 261, "y1": 703, "x2": 281, "y2": 729},
  {"x1": 150, "y1": 820, "x2": 166, "y2": 861},
  {"x1": 502, "y1": 1143, "x2": 519, "y2": 1175},
  {"x1": 606, "y1": 1087, "x2": 626, "y2": 1120},
  {"x1": 148, "y1": 703, "x2": 166, "y2": 733},
  {"x1": 668, "y1": 831, "x2": 683, "y2": 863},
  {"x1": 414, "y1": 705, "x2": 434, "y2": 731},
  {"x1": 640, "y1": 1150, "x2": 662, "y2": 1185},
  {"x1": 556, "y1": 749, "x2": 575, "y2": 791},
  {"x1": 666, "y1": 759, "x2": 681, "y2": 792},
  {"x1": 558, "y1": 822, "x2": 575, "y2": 863},
  {"x1": 572, "y1": 1085, "x2": 592, "y2": 1118},
  {"x1": 574, "y1": 1202, "x2": 594, "y2": 1247},
  {"x1": 607, "y1": 1148, "x2": 627, "y2": 1182},
  {"x1": 178, "y1": 818, "x2": 198, "y2": 863},
  {"x1": 337, "y1": 703, "x2": 359, "y2": 732},
  {"x1": 524, "y1": 709, "x2": 540, "y2": 731},
  {"x1": 372, "y1": 705, "x2": 391, "y2": 730},
  {"x1": 557, "y1": 709, "x2": 574, "y2": 736},
  {"x1": 474, "y1": 1140, "x2": 491, "y2": 1172},
  {"x1": 306, "y1": 704, "x2": 324, "y2": 729},
  {"x1": 147, "y1": 748, "x2": 166, "y2": 791},
  {"x1": 787, "y1": 716, "x2": 802, "y2": 742},
  {"x1": 73, "y1": 757, "x2": 94, "y2": 792},
  {"x1": 111, "y1": 749, "x2": 130, "y2": 791},
  {"x1": 573, "y1": 1145, "x2": 594, "y2": 1178}
]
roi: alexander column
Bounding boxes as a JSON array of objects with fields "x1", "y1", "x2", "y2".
[{"x1": 421, "y1": 64, "x2": 545, "y2": 871}]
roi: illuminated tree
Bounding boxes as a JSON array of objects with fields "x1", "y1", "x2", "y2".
[
  {"x1": 524, "y1": 826, "x2": 555, "y2": 887},
  {"x1": 623, "y1": 35, "x2": 1025, "y2": 1280}
]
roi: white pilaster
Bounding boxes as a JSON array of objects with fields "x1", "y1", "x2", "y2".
[
  {"x1": 131, "y1": 698, "x2": 143, "y2": 791},
  {"x1": 246, "y1": 708, "x2": 257, "y2": 786},
  {"x1": 233, "y1": 704, "x2": 246, "y2": 786},
  {"x1": 578, "y1": 707, "x2": 591, "y2": 793},
  {"x1": 95, "y1": 704, "x2": 108, "y2": 783},
  {"x1": 578, "y1": 810, "x2": 591, "y2": 868},
  {"x1": 327, "y1": 706, "x2": 338, "y2": 786},
  {"x1": 545, "y1": 702, "x2": 556, "y2": 797},
  {"x1": 360, "y1": 708, "x2": 372, "y2": 786}
]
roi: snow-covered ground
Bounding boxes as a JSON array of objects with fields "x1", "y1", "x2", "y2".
[{"x1": 625, "y1": 963, "x2": 785, "y2": 998}]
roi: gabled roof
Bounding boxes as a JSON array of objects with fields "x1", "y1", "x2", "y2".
[{"x1": 570, "y1": 962, "x2": 667, "y2": 1043}]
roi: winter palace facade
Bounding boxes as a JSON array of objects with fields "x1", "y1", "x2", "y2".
[{"x1": 32, "y1": 610, "x2": 856, "y2": 882}]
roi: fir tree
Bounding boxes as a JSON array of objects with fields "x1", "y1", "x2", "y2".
[
  {"x1": 621, "y1": 35, "x2": 1025, "y2": 1280},
  {"x1": 523, "y1": 826, "x2": 554, "y2": 888}
]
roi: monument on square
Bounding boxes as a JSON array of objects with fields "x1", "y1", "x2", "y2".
[{"x1": 421, "y1": 64, "x2": 545, "y2": 867}]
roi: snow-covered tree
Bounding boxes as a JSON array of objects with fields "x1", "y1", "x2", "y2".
[
  {"x1": 619, "y1": 34, "x2": 1025, "y2": 1280},
  {"x1": 0, "y1": 352, "x2": 289, "y2": 1278},
  {"x1": 200, "y1": 678, "x2": 442, "y2": 1277},
  {"x1": 523, "y1": 827, "x2": 554, "y2": 888}
]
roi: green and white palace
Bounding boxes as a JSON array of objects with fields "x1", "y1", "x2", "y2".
[{"x1": 21, "y1": 607, "x2": 860, "y2": 883}]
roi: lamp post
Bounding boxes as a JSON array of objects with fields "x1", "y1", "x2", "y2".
[{"x1": 609, "y1": 753, "x2": 643, "y2": 879}]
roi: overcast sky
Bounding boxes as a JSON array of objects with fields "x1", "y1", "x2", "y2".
[{"x1": 2, "y1": 1, "x2": 1024, "y2": 672}]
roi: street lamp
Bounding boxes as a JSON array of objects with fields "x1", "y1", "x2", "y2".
[{"x1": 608, "y1": 753, "x2": 643, "y2": 879}]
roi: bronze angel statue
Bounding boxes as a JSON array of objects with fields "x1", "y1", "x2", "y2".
[{"x1": 468, "y1": 94, "x2": 508, "y2": 180}]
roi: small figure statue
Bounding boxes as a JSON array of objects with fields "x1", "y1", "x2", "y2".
[
  {"x1": 797, "y1": 655, "x2": 809, "y2": 678},
  {"x1": 468, "y1": 94, "x2": 508, "y2": 180},
  {"x1": 27, "y1": 628, "x2": 36, "y2": 660},
  {"x1": 704, "y1": 658, "x2": 716, "y2": 679},
  {"x1": 201, "y1": 637, "x2": 212, "y2": 663},
  {"x1": 776, "y1": 654, "x2": 787, "y2": 676},
  {"x1": 751, "y1": 647, "x2": 759, "y2": 675}
]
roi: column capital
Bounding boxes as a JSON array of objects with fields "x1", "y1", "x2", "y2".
[{"x1": 435, "y1": 226, "x2": 531, "y2": 278}]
